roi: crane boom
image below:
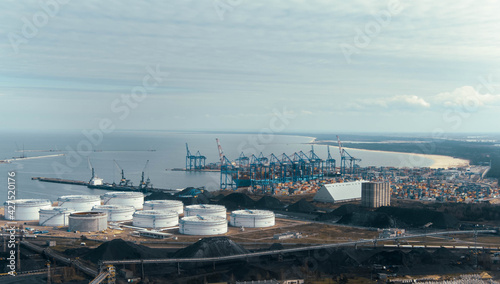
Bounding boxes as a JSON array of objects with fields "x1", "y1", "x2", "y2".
[
  {"x1": 215, "y1": 138, "x2": 225, "y2": 164},
  {"x1": 336, "y1": 135, "x2": 343, "y2": 156}
]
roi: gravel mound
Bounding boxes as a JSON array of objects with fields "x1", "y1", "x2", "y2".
[
  {"x1": 216, "y1": 193, "x2": 255, "y2": 211},
  {"x1": 287, "y1": 199, "x2": 316, "y2": 213},
  {"x1": 255, "y1": 196, "x2": 285, "y2": 210},
  {"x1": 173, "y1": 237, "x2": 249, "y2": 258}
]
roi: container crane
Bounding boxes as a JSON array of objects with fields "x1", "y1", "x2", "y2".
[
  {"x1": 325, "y1": 145, "x2": 337, "y2": 176},
  {"x1": 186, "y1": 143, "x2": 206, "y2": 170},
  {"x1": 337, "y1": 135, "x2": 361, "y2": 176}
]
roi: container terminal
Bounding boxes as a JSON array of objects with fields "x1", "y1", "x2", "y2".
[
  {"x1": 7, "y1": 137, "x2": 500, "y2": 282},
  {"x1": 1, "y1": 191, "x2": 499, "y2": 283}
]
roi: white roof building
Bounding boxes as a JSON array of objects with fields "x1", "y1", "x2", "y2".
[{"x1": 313, "y1": 181, "x2": 363, "y2": 203}]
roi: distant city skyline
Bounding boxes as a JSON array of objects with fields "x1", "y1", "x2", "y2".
[{"x1": 1, "y1": 1, "x2": 500, "y2": 133}]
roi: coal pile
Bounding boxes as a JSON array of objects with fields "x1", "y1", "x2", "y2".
[
  {"x1": 145, "y1": 192, "x2": 177, "y2": 201},
  {"x1": 333, "y1": 204, "x2": 364, "y2": 215},
  {"x1": 337, "y1": 211, "x2": 397, "y2": 228},
  {"x1": 376, "y1": 207, "x2": 459, "y2": 229},
  {"x1": 146, "y1": 187, "x2": 213, "y2": 205},
  {"x1": 364, "y1": 250, "x2": 408, "y2": 266},
  {"x1": 316, "y1": 204, "x2": 365, "y2": 221},
  {"x1": 268, "y1": 243, "x2": 284, "y2": 251},
  {"x1": 82, "y1": 239, "x2": 168, "y2": 263},
  {"x1": 432, "y1": 247, "x2": 458, "y2": 261},
  {"x1": 216, "y1": 193, "x2": 255, "y2": 211},
  {"x1": 64, "y1": 247, "x2": 92, "y2": 258},
  {"x1": 407, "y1": 248, "x2": 435, "y2": 265},
  {"x1": 286, "y1": 199, "x2": 316, "y2": 213},
  {"x1": 254, "y1": 196, "x2": 285, "y2": 210},
  {"x1": 173, "y1": 237, "x2": 249, "y2": 258}
]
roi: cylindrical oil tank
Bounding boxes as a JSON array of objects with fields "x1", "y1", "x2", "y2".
[
  {"x1": 132, "y1": 210, "x2": 178, "y2": 229},
  {"x1": 179, "y1": 216, "x2": 228, "y2": 235},
  {"x1": 184, "y1": 204, "x2": 226, "y2": 218},
  {"x1": 3, "y1": 199, "x2": 52, "y2": 221},
  {"x1": 229, "y1": 210, "x2": 275, "y2": 228},
  {"x1": 101, "y1": 192, "x2": 144, "y2": 210},
  {"x1": 91, "y1": 205, "x2": 135, "y2": 222},
  {"x1": 57, "y1": 195, "x2": 101, "y2": 212},
  {"x1": 68, "y1": 212, "x2": 108, "y2": 232},
  {"x1": 143, "y1": 200, "x2": 184, "y2": 215},
  {"x1": 39, "y1": 207, "x2": 75, "y2": 226}
]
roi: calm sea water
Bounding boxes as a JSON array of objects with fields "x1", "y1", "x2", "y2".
[{"x1": 0, "y1": 130, "x2": 433, "y2": 203}]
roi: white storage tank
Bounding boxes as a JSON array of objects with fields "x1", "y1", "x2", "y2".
[
  {"x1": 143, "y1": 200, "x2": 184, "y2": 215},
  {"x1": 184, "y1": 204, "x2": 226, "y2": 218},
  {"x1": 39, "y1": 207, "x2": 75, "y2": 226},
  {"x1": 91, "y1": 205, "x2": 135, "y2": 222},
  {"x1": 132, "y1": 210, "x2": 178, "y2": 229},
  {"x1": 229, "y1": 209, "x2": 275, "y2": 228},
  {"x1": 179, "y1": 215, "x2": 228, "y2": 235},
  {"x1": 3, "y1": 199, "x2": 52, "y2": 221},
  {"x1": 57, "y1": 195, "x2": 101, "y2": 212},
  {"x1": 68, "y1": 211, "x2": 108, "y2": 232},
  {"x1": 101, "y1": 192, "x2": 144, "y2": 210}
]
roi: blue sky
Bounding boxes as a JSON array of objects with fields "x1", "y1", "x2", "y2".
[{"x1": 1, "y1": 0, "x2": 500, "y2": 133}]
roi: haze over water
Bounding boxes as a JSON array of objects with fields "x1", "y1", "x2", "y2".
[{"x1": 0, "y1": 131, "x2": 433, "y2": 203}]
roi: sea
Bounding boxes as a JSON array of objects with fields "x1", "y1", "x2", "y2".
[{"x1": 0, "y1": 130, "x2": 434, "y2": 203}]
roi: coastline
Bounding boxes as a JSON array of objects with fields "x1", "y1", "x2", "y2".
[{"x1": 312, "y1": 139, "x2": 470, "y2": 169}]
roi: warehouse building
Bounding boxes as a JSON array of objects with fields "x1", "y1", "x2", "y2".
[{"x1": 313, "y1": 181, "x2": 363, "y2": 203}]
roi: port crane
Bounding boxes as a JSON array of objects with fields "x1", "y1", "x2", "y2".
[
  {"x1": 139, "y1": 160, "x2": 152, "y2": 190},
  {"x1": 113, "y1": 160, "x2": 131, "y2": 187},
  {"x1": 216, "y1": 138, "x2": 237, "y2": 189},
  {"x1": 337, "y1": 136, "x2": 361, "y2": 176},
  {"x1": 325, "y1": 145, "x2": 337, "y2": 175},
  {"x1": 185, "y1": 143, "x2": 206, "y2": 171},
  {"x1": 87, "y1": 158, "x2": 104, "y2": 185}
]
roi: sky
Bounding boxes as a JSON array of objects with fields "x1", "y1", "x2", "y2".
[{"x1": 1, "y1": 0, "x2": 500, "y2": 134}]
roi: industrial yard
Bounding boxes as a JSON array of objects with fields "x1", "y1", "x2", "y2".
[{"x1": 1, "y1": 185, "x2": 500, "y2": 284}]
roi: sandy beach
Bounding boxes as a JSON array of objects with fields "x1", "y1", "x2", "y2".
[
  {"x1": 312, "y1": 140, "x2": 470, "y2": 169},
  {"x1": 342, "y1": 147, "x2": 470, "y2": 169}
]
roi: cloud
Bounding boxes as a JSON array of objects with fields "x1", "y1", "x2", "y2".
[
  {"x1": 357, "y1": 95, "x2": 430, "y2": 109},
  {"x1": 431, "y1": 86, "x2": 500, "y2": 109}
]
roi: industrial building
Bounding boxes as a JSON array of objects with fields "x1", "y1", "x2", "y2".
[
  {"x1": 179, "y1": 215, "x2": 228, "y2": 235},
  {"x1": 58, "y1": 195, "x2": 102, "y2": 212},
  {"x1": 185, "y1": 204, "x2": 226, "y2": 218},
  {"x1": 132, "y1": 210, "x2": 178, "y2": 229},
  {"x1": 361, "y1": 182, "x2": 391, "y2": 208},
  {"x1": 312, "y1": 181, "x2": 363, "y2": 203},
  {"x1": 92, "y1": 205, "x2": 135, "y2": 222},
  {"x1": 3, "y1": 199, "x2": 52, "y2": 221},
  {"x1": 143, "y1": 200, "x2": 184, "y2": 215},
  {"x1": 68, "y1": 211, "x2": 108, "y2": 232},
  {"x1": 229, "y1": 210, "x2": 275, "y2": 228},
  {"x1": 39, "y1": 207, "x2": 75, "y2": 226},
  {"x1": 101, "y1": 192, "x2": 144, "y2": 210}
]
